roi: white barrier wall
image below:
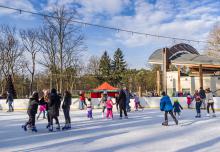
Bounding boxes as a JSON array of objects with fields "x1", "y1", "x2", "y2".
[{"x1": 1, "y1": 97, "x2": 220, "y2": 111}]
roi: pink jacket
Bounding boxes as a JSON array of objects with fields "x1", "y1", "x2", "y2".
[{"x1": 106, "y1": 100, "x2": 113, "y2": 109}]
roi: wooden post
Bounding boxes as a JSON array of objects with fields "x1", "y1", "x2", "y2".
[
  {"x1": 156, "y1": 70, "x2": 160, "y2": 95},
  {"x1": 177, "y1": 65, "x2": 181, "y2": 91},
  {"x1": 162, "y1": 48, "x2": 168, "y2": 93},
  {"x1": 199, "y1": 64, "x2": 203, "y2": 88}
]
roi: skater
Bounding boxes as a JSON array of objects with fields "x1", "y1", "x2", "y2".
[
  {"x1": 186, "y1": 93, "x2": 192, "y2": 109},
  {"x1": 206, "y1": 88, "x2": 216, "y2": 117},
  {"x1": 125, "y1": 88, "x2": 131, "y2": 112},
  {"x1": 87, "y1": 98, "x2": 93, "y2": 119},
  {"x1": 79, "y1": 91, "x2": 87, "y2": 110},
  {"x1": 48, "y1": 88, "x2": 61, "y2": 132},
  {"x1": 99, "y1": 91, "x2": 108, "y2": 118},
  {"x1": 173, "y1": 98, "x2": 183, "y2": 118},
  {"x1": 106, "y1": 97, "x2": 114, "y2": 119},
  {"x1": 22, "y1": 91, "x2": 39, "y2": 132},
  {"x1": 199, "y1": 87, "x2": 206, "y2": 109},
  {"x1": 6, "y1": 91, "x2": 14, "y2": 112},
  {"x1": 62, "y1": 91, "x2": 72, "y2": 130},
  {"x1": 160, "y1": 91, "x2": 178, "y2": 126},
  {"x1": 115, "y1": 93, "x2": 119, "y2": 112},
  {"x1": 194, "y1": 90, "x2": 202, "y2": 118},
  {"x1": 118, "y1": 87, "x2": 128, "y2": 119},
  {"x1": 134, "y1": 93, "x2": 144, "y2": 111}
]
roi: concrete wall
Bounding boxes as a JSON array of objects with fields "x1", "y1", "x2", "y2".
[{"x1": 1, "y1": 97, "x2": 220, "y2": 111}]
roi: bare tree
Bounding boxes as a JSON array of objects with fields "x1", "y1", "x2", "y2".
[
  {"x1": 20, "y1": 29, "x2": 40, "y2": 95},
  {"x1": 39, "y1": 6, "x2": 85, "y2": 93},
  {"x1": 86, "y1": 56, "x2": 100, "y2": 75}
]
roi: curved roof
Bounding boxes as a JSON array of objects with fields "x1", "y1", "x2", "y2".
[{"x1": 148, "y1": 43, "x2": 199, "y2": 64}]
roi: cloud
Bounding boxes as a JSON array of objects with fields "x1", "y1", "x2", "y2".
[{"x1": 0, "y1": 0, "x2": 36, "y2": 19}]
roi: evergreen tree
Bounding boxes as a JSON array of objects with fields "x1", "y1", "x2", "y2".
[
  {"x1": 5, "y1": 75, "x2": 17, "y2": 98},
  {"x1": 98, "y1": 51, "x2": 112, "y2": 83},
  {"x1": 112, "y1": 48, "x2": 127, "y2": 86}
]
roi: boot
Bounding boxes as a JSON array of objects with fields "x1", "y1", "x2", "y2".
[
  {"x1": 62, "y1": 125, "x2": 67, "y2": 130},
  {"x1": 56, "y1": 124, "x2": 61, "y2": 130},
  {"x1": 213, "y1": 113, "x2": 216, "y2": 117},
  {"x1": 32, "y1": 126, "x2": 37, "y2": 132},
  {"x1": 49, "y1": 125, "x2": 53, "y2": 132},
  {"x1": 162, "y1": 121, "x2": 168, "y2": 126},
  {"x1": 46, "y1": 123, "x2": 50, "y2": 129},
  {"x1": 22, "y1": 125, "x2": 27, "y2": 131}
]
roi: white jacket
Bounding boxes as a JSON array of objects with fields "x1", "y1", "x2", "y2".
[{"x1": 206, "y1": 92, "x2": 214, "y2": 103}]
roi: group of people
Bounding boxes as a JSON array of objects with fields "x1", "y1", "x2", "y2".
[
  {"x1": 160, "y1": 87, "x2": 216, "y2": 126},
  {"x1": 22, "y1": 89, "x2": 72, "y2": 132}
]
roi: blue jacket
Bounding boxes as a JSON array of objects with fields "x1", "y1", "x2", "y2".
[{"x1": 160, "y1": 95, "x2": 173, "y2": 111}]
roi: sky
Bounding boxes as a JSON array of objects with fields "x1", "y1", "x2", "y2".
[{"x1": 0, "y1": 0, "x2": 220, "y2": 69}]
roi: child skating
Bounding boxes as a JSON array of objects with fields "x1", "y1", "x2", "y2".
[
  {"x1": 87, "y1": 98, "x2": 93, "y2": 120},
  {"x1": 22, "y1": 91, "x2": 39, "y2": 132},
  {"x1": 134, "y1": 93, "x2": 144, "y2": 111},
  {"x1": 160, "y1": 91, "x2": 178, "y2": 126},
  {"x1": 173, "y1": 98, "x2": 183, "y2": 118},
  {"x1": 106, "y1": 97, "x2": 114, "y2": 119}
]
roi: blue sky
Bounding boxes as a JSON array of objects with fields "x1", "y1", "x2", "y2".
[{"x1": 0, "y1": 0, "x2": 220, "y2": 69}]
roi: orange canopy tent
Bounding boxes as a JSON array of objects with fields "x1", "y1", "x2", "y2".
[{"x1": 91, "y1": 82, "x2": 119, "y2": 98}]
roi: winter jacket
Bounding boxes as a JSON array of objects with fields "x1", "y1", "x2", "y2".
[
  {"x1": 173, "y1": 102, "x2": 183, "y2": 113},
  {"x1": 39, "y1": 96, "x2": 49, "y2": 111},
  {"x1": 106, "y1": 100, "x2": 113, "y2": 109},
  {"x1": 6, "y1": 93, "x2": 13, "y2": 103},
  {"x1": 27, "y1": 97, "x2": 39, "y2": 115},
  {"x1": 80, "y1": 94, "x2": 85, "y2": 101},
  {"x1": 160, "y1": 95, "x2": 173, "y2": 111},
  {"x1": 62, "y1": 96, "x2": 72, "y2": 110},
  {"x1": 48, "y1": 92, "x2": 61, "y2": 117},
  {"x1": 187, "y1": 95, "x2": 192, "y2": 105},
  {"x1": 206, "y1": 92, "x2": 214, "y2": 103},
  {"x1": 118, "y1": 89, "x2": 127, "y2": 108},
  {"x1": 134, "y1": 96, "x2": 140, "y2": 103},
  {"x1": 199, "y1": 89, "x2": 206, "y2": 99}
]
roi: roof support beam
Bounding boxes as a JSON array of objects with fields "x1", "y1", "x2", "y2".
[{"x1": 199, "y1": 64, "x2": 203, "y2": 88}]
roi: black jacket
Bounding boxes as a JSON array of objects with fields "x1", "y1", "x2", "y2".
[
  {"x1": 199, "y1": 89, "x2": 206, "y2": 99},
  {"x1": 27, "y1": 97, "x2": 39, "y2": 115},
  {"x1": 118, "y1": 89, "x2": 127, "y2": 107},
  {"x1": 62, "y1": 96, "x2": 72, "y2": 110},
  {"x1": 48, "y1": 92, "x2": 61, "y2": 117}
]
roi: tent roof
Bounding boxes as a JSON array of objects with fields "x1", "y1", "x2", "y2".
[{"x1": 93, "y1": 82, "x2": 118, "y2": 91}]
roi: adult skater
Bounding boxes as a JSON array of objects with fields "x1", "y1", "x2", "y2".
[
  {"x1": 206, "y1": 88, "x2": 216, "y2": 117},
  {"x1": 194, "y1": 90, "x2": 202, "y2": 118},
  {"x1": 79, "y1": 91, "x2": 87, "y2": 110},
  {"x1": 22, "y1": 91, "x2": 39, "y2": 132},
  {"x1": 48, "y1": 88, "x2": 61, "y2": 131},
  {"x1": 6, "y1": 91, "x2": 14, "y2": 112},
  {"x1": 118, "y1": 87, "x2": 128, "y2": 119},
  {"x1": 62, "y1": 91, "x2": 72, "y2": 130},
  {"x1": 39, "y1": 89, "x2": 50, "y2": 128},
  {"x1": 160, "y1": 91, "x2": 178, "y2": 126},
  {"x1": 199, "y1": 87, "x2": 206, "y2": 109}
]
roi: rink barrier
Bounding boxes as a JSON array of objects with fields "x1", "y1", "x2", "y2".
[{"x1": 1, "y1": 97, "x2": 220, "y2": 111}]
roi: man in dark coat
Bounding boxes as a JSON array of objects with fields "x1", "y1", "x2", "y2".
[
  {"x1": 48, "y1": 88, "x2": 61, "y2": 131},
  {"x1": 6, "y1": 92, "x2": 14, "y2": 112},
  {"x1": 199, "y1": 87, "x2": 206, "y2": 109},
  {"x1": 118, "y1": 87, "x2": 128, "y2": 119}
]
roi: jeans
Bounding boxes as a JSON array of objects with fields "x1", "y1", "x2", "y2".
[
  {"x1": 196, "y1": 101, "x2": 202, "y2": 114},
  {"x1": 63, "y1": 108, "x2": 71, "y2": 124},
  {"x1": 8, "y1": 101, "x2": 14, "y2": 112},
  {"x1": 164, "y1": 110, "x2": 177, "y2": 121},
  {"x1": 79, "y1": 100, "x2": 87, "y2": 109}
]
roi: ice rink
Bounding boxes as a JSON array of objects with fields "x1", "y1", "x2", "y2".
[{"x1": 0, "y1": 109, "x2": 220, "y2": 152}]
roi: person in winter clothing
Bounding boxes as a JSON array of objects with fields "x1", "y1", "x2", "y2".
[
  {"x1": 134, "y1": 93, "x2": 144, "y2": 111},
  {"x1": 186, "y1": 93, "x2": 192, "y2": 109},
  {"x1": 6, "y1": 92, "x2": 14, "y2": 112},
  {"x1": 22, "y1": 91, "x2": 39, "y2": 132},
  {"x1": 118, "y1": 87, "x2": 128, "y2": 119},
  {"x1": 79, "y1": 91, "x2": 87, "y2": 110},
  {"x1": 115, "y1": 93, "x2": 119, "y2": 112},
  {"x1": 48, "y1": 88, "x2": 61, "y2": 131},
  {"x1": 173, "y1": 98, "x2": 183, "y2": 118},
  {"x1": 99, "y1": 92, "x2": 108, "y2": 118},
  {"x1": 206, "y1": 88, "x2": 216, "y2": 117},
  {"x1": 199, "y1": 87, "x2": 206, "y2": 109},
  {"x1": 87, "y1": 98, "x2": 93, "y2": 119},
  {"x1": 194, "y1": 90, "x2": 202, "y2": 118},
  {"x1": 125, "y1": 89, "x2": 131, "y2": 112},
  {"x1": 106, "y1": 97, "x2": 114, "y2": 119},
  {"x1": 160, "y1": 91, "x2": 178, "y2": 126},
  {"x1": 62, "y1": 91, "x2": 72, "y2": 130}
]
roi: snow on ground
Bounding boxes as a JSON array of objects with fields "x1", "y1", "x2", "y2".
[{"x1": 0, "y1": 109, "x2": 220, "y2": 152}]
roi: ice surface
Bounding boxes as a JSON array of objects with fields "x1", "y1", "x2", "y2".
[{"x1": 0, "y1": 109, "x2": 220, "y2": 152}]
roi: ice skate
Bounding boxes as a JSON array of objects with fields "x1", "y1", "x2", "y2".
[
  {"x1": 46, "y1": 124, "x2": 50, "y2": 129},
  {"x1": 212, "y1": 113, "x2": 216, "y2": 117},
  {"x1": 162, "y1": 121, "x2": 168, "y2": 126},
  {"x1": 62, "y1": 125, "x2": 67, "y2": 130},
  {"x1": 32, "y1": 127, "x2": 37, "y2": 132},
  {"x1": 22, "y1": 125, "x2": 27, "y2": 131},
  {"x1": 206, "y1": 113, "x2": 210, "y2": 117},
  {"x1": 49, "y1": 125, "x2": 53, "y2": 132},
  {"x1": 124, "y1": 116, "x2": 128, "y2": 119},
  {"x1": 56, "y1": 124, "x2": 61, "y2": 130}
]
